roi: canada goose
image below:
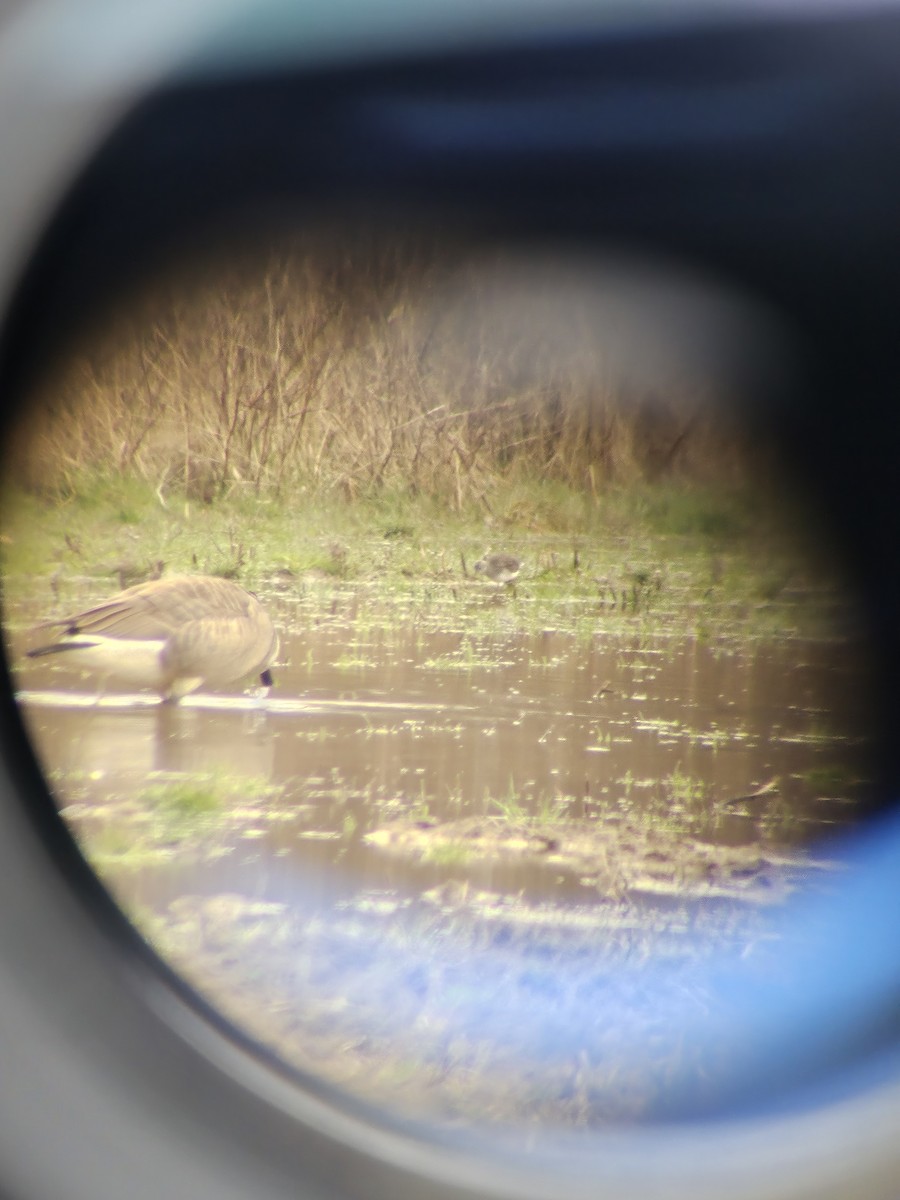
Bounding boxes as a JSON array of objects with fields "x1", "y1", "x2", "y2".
[
  {"x1": 473, "y1": 552, "x2": 522, "y2": 587},
  {"x1": 26, "y1": 575, "x2": 278, "y2": 703}
]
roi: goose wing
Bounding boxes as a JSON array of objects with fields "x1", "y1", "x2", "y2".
[
  {"x1": 163, "y1": 614, "x2": 278, "y2": 686},
  {"x1": 42, "y1": 576, "x2": 265, "y2": 642}
]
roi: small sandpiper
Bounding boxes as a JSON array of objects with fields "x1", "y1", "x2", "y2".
[{"x1": 473, "y1": 552, "x2": 522, "y2": 588}]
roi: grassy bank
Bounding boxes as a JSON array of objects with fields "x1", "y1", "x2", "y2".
[
  {"x1": 0, "y1": 224, "x2": 847, "y2": 642},
  {"x1": 1, "y1": 470, "x2": 853, "y2": 645}
]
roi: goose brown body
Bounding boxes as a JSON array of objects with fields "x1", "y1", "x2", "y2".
[{"x1": 27, "y1": 575, "x2": 278, "y2": 702}]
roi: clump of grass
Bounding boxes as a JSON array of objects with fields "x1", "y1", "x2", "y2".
[
  {"x1": 70, "y1": 772, "x2": 285, "y2": 870},
  {"x1": 425, "y1": 842, "x2": 471, "y2": 867},
  {"x1": 615, "y1": 765, "x2": 712, "y2": 836},
  {"x1": 489, "y1": 784, "x2": 528, "y2": 823},
  {"x1": 145, "y1": 778, "x2": 222, "y2": 824},
  {"x1": 489, "y1": 784, "x2": 568, "y2": 826},
  {"x1": 664, "y1": 764, "x2": 707, "y2": 808},
  {"x1": 334, "y1": 651, "x2": 375, "y2": 671},
  {"x1": 420, "y1": 636, "x2": 505, "y2": 673}
]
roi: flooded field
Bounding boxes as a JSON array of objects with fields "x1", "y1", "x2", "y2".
[
  {"x1": 18, "y1": 603, "x2": 871, "y2": 895},
  {"x1": 5, "y1": 560, "x2": 878, "y2": 1131},
  {"x1": 0, "y1": 229, "x2": 886, "y2": 1135}
]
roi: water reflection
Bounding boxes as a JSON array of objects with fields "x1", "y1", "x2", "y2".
[
  {"x1": 21, "y1": 615, "x2": 872, "y2": 857},
  {"x1": 10, "y1": 591, "x2": 877, "y2": 1125},
  {"x1": 19, "y1": 618, "x2": 871, "y2": 910}
]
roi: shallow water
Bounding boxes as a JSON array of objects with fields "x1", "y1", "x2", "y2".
[
  {"x1": 4, "y1": 582, "x2": 880, "y2": 1126},
  {"x1": 14, "y1": 600, "x2": 873, "y2": 909}
]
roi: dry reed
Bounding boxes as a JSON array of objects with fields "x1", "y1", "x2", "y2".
[{"x1": 8, "y1": 232, "x2": 765, "y2": 508}]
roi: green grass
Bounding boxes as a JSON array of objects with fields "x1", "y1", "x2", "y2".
[
  {"x1": 489, "y1": 786, "x2": 528, "y2": 823},
  {"x1": 637, "y1": 486, "x2": 755, "y2": 541},
  {"x1": 424, "y1": 842, "x2": 471, "y2": 867},
  {"x1": 144, "y1": 778, "x2": 223, "y2": 821},
  {"x1": 60, "y1": 771, "x2": 287, "y2": 869},
  {"x1": 664, "y1": 764, "x2": 708, "y2": 808},
  {"x1": 488, "y1": 783, "x2": 569, "y2": 826},
  {"x1": 0, "y1": 472, "x2": 857, "y2": 647}
]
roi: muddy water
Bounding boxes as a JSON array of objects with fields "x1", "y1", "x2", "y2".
[
  {"x1": 17, "y1": 612, "x2": 872, "y2": 910},
  {"x1": 9, "y1": 594, "x2": 879, "y2": 1126}
]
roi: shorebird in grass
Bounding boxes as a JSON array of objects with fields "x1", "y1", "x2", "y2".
[
  {"x1": 26, "y1": 575, "x2": 279, "y2": 704},
  {"x1": 473, "y1": 552, "x2": 522, "y2": 591}
]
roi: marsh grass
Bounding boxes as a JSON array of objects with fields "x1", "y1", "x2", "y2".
[
  {"x1": 0, "y1": 222, "x2": 852, "y2": 656},
  {"x1": 145, "y1": 778, "x2": 223, "y2": 822},
  {"x1": 664, "y1": 764, "x2": 708, "y2": 809},
  {"x1": 0, "y1": 465, "x2": 849, "y2": 649},
  {"x1": 424, "y1": 842, "x2": 471, "y2": 867},
  {"x1": 5, "y1": 232, "x2": 781, "y2": 512},
  {"x1": 488, "y1": 785, "x2": 529, "y2": 823},
  {"x1": 488, "y1": 783, "x2": 570, "y2": 826},
  {"x1": 59, "y1": 771, "x2": 287, "y2": 869},
  {"x1": 611, "y1": 765, "x2": 715, "y2": 837}
]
